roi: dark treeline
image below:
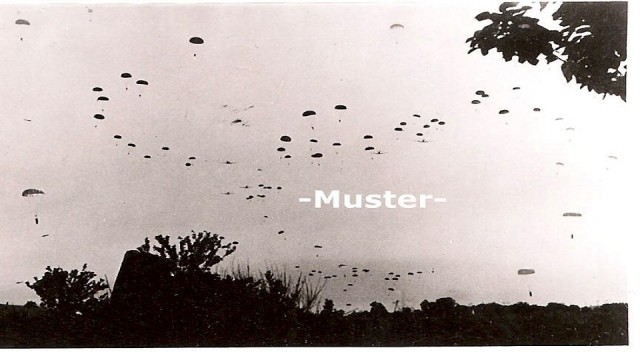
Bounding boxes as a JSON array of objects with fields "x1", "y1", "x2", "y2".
[
  {"x1": 0, "y1": 276, "x2": 628, "y2": 346},
  {"x1": 0, "y1": 233, "x2": 628, "y2": 347}
]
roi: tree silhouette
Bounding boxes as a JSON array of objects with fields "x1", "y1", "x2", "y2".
[
  {"x1": 25, "y1": 264, "x2": 108, "y2": 315},
  {"x1": 137, "y1": 231, "x2": 237, "y2": 275},
  {"x1": 467, "y1": 2, "x2": 627, "y2": 100}
]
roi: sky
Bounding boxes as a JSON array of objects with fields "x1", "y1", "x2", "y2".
[{"x1": 0, "y1": 1, "x2": 634, "y2": 311}]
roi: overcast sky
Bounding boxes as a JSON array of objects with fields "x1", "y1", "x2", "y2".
[{"x1": 0, "y1": 2, "x2": 633, "y2": 310}]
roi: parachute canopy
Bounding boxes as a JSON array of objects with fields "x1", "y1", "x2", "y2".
[
  {"x1": 390, "y1": 24, "x2": 404, "y2": 30},
  {"x1": 189, "y1": 37, "x2": 204, "y2": 44},
  {"x1": 499, "y1": 110, "x2": 509, "y2": 114},
  {"x1": 280, "y1": 135, "x2": 291, "y2": 142},
  {"x1": 22, "y1": 189, "x2": 45, "y2": 197},
  {"x1": 518, "y1": 269, "x2": 535, "y2": 275},
  {"x1": 563, "y1": 212, "x2": 582, "y2": 217},
  {"x1": 121, "y1": 73, "x2": 132, "y2": 78},
  {"x1": 471, "y1": 100, "x2": 481, "y2": 104},
  {"x1": 335, "y1": 105, "x2": 347, "y2": 110},
  {"x1": 15, "y1": 19, "x2": 30, "y2": 25},
  {"x1": 302, "y1": 110, "x2": 316, "y2": 117},
  {"x1": 136, "y1": 80, "x2": 148, "y2": 85}
]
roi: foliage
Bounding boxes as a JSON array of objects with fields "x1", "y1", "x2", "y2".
[
  {"x1": 467, "y1": 2, "x2": 627, "y2": 100},
  {"x1": 25, "y1": 264, "x2": 108, "y2": 315},
  {"x1": 137, "y1": 231, "x2": 237, "y2": 275}
]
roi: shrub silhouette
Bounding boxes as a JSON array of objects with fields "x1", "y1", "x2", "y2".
[{"x1": 25, "y1": 264, "x2": 108, "y2": 316}]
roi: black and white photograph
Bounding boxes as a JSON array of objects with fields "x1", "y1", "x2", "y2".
[{"x1": 0, "y1": 0, "x2": 634, "y2": 350}]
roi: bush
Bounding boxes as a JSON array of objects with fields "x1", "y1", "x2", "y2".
[{"x1": 25, "y1": 264, "x2": 108, "y2": 316}]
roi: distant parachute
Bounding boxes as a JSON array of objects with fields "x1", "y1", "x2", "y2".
[
  {"x1": 144, "y1": 155, "x2": 151, "y2": 159},
  {"x1": 363, "y1": 135, "x2": 373, "y2": 139},
  {"x1": 438, "y1": 121, "x2": 446, "y2": 125},
  {"x1": 431, "y1": 119, "x2": 439, "y2": 123},
  {"x1": 162, "y1": 147, "x2": 170, "y2": 151},
  {"x1": 302, "y1": 110, "x2": 316, "y2": 117},
  {"x1": 556, "y1": 162, "x2": 564, "y2": 166},
  {"x1": 22, "y1": 189, "x2": 45, "y2": 197},
  {"x1": 97, "y1": 96, "x2": 109, "y2": 101},
  {"x1": 566, "y1": 127, "x2": 575, "y2": 131},
  {"x1": 394, "y1": 127, "x2": 403, "y2": 131},
  {"x1": 309, "y1": 139, "x2": 318, "y2": 143},
  {"x1": 94, "y1": 114, "x2": 105, "y2": 120},
  {"x1": 563, "y1": 212, "x2": 582, "y2": 217},
  {"x1": 608, "y1": 156, "x2": 618, "y2": 160},
  {"x1": 231, "y1": 119, "x2": 242, "y2": 124},
  {"x1": 333, "y1": 143, "x2": 341, "y2": 146},
  {"x1": 400, "y1": 122, "x2": 407, "y2": 126},
  {"x1": 416, "y1": 133, "x2": 423, "y2": 136},
  {"x1": 499, "y1": 110, "x2": 509, "y2": 115},
  {"x1": 277, "y1": 147, "x2": 286, "y2": 152},
  {"x1": 114, "y1": 135, "x2": 122, "y2": 139},
  {"x1": 15, "y1": 19, "x2": 30, "y2": 25},
  {"x1": 136, "y1": 80, "x2": 148, "y2": 85},
  {"x1": 518, "y1": 269, "x2": 535, "y2": 275},
  {"x1": 93, "y1": 87, "x2": 103, "y2": 92},
  {"x1": 128, "y1": 143, "x2": 136, "y2": 147},
  {"x1": 475, "y1": 90, "x2": 485, "y2": 95},
  {"x1": 335, "y1": 105, "x2": 347, "y2": 110},
  {"x1": 284, "y1": 155, "x2": 291, "y2": 159},
  {"x1": 185, "y1": 163, "x2": 192, "y2": 167},
  {"x1": 365, "y1": 146, "x2": 375, "y2": 151},
  {"x1": 413, "y1": 114, "x2": 421, "y2": 118},
  {"x1": 280, "y1": 135, "x2": 291, "y2": 142},
  {"x1": 311, "y1": 153, "x2": 323, "y2": 158},
  {"x1": 423, "y1": 124, "x2": 430, "y2": 128},
  {"x1": 121, "y1": 73, "x2": 132, "y2": 78},
  {"x1": 481, "y1": 93, "x2": 489, "y2": 98},
  {"x1": 533, "y1": 108, "x2": 541, "y2": 112},
  {"x1": 189, "y1": 37, "x2": 204, "y2": 44},
  {"x1": 471, "y1": 100, "x2": 481, "y2": 104},
  {"x1": 513, "y1": 86, "x2": 521, "y2": 90},
  {"x1": 390, "y1": 24, "x2": 404, "y2": 30},
  {"x1": 278, "y1": 230, "x2": 284, "y2": 235},
  {"x1": 314, "y1": 245, "x2": 323, "y2": 248},
  {"x1": 188, "y1": 156, "x2": 196, "y2": 160}
]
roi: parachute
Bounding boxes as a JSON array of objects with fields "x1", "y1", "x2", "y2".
[
  {"x1": 311, "y1": 153, "x2": 323, "y2": 158},
  {"x1": 332, "y1": 143, "x2": 341, "y2": 146},
  {"x1": 365, "y1": 146, "x2": 375, "y2": 151},
  {"x1": 533, "y1": 108, "x2": 541, "y2": 112},
  {"x1": 438, "y1": 121, "x2": 446, "y2": 125},
  {"x1": 136, "y1": 80, "x2": 148, "y2": 85},
  {"x1": 413, "y1": 114, "x2": 421, "y2": 118},
  {"x1": 563, "y1": 212, "x2": 582, "y2": 217},
  {"x1": 189, "y1": 37, "x2": 204, "y2": 44},
  {"x1": 15, "y1": 19, "x2": 30, "y2": 25},
  {"x1": 280, "y1": 135, "x2": 292, "y2": 142},
  {"x1": 22, "y1": 189, "x2": 45, "y2": 197},
  {"x1": 400, "y1": 122, "x2": 407, "y2": 126},
  {"x1": 277, "y1": 147, "x2": 286, "y2": 152},
  {"x1": 94, "y1": 114, "x2": 105, "y2": 120},
  {"x1": 114, "y1": 135, "x2": 122, "y2": 139},
  {"x1": 363, "y1": 135, "x2": 373, "y2": 139},
  {"x1": 499, "y1": 110, "x2": 509, "y2": 115},
  {"x1": 390, "y1": 24, "x2": 404, "y2": 30},
  {"x1": 97, "y1": 96, "x2": 109, "y2": 101},
  {"x1": 335, "y1": 105, "x2": 347, "y2": 110},
  {"x1": 121, "y1": 73, "x2": 132, "y2": 78},
  {"x1": 394, "y1": 127, "x2": 403, "y2": 131},
  {"x1": 517, "y1": 269, "x2": 535, "y2": 275},
  {"x1": 93, "y1": 87, "x2": 103, "y2": 92},
  {"x1": 471, "y1": 100, "x2": 481, "y2": 104},
  {"x1": 302, "y1": 110, "x2": 316, "y2": 117}
]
